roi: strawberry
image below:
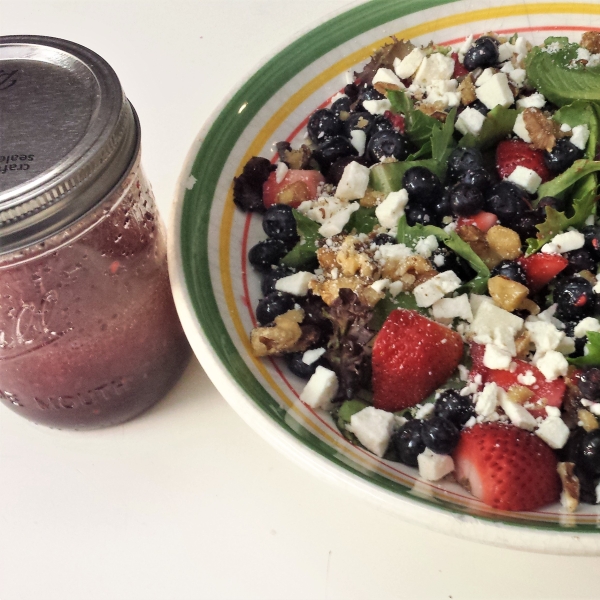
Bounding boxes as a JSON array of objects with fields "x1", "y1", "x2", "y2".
[
  {"x1": 372, "y1": 309, "x2": 463, "y2": 412},
  {"x1": 384, "y1": 110, "x2": 405, "y2": 133},
  {"x1": 517, "y1": 253, "x2": 568, "y2": 292},
  {"x1": 457, "y1": 211, "x2": 498, "y2": 232},
  {"x1": 453, "y1": 422, "x2": 560, "y2": 511},
  {"x1": 496, "y1": 140, "x2": 552, "y2": 182},
  {"x1": 470, "y1": 343, "x2": 565, "y2": 415},
  {"x1": 262, "y1": 170, "x2": 325, "y2": 209},
  {"x1": 451, "y1": 52, "x2": 469, "y2": 78}
]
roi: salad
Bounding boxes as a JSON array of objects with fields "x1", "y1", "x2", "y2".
[{"x1": 232, "y1": 31, "x2": 600, "y2": 513}]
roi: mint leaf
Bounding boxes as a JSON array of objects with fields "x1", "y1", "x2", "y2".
[
  {"x1": 281, "y1": 210, "x2": 321, "y2": 268},
  {"x1": 459, "y1": 105, "x2": 518, "y2": 150},
  {"x1": 525, "y1": 38, "x2": 600, "y2": 106},
  {"x1": 569, "y1": 331, "x2": 600, "y2": 367}
]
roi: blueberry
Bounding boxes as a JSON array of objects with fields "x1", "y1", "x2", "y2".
[
  {"x1": 262, "y1": 205, "x2": 299, "y2": 243},
  {"x1": 485, "y1": 181, "x2": 529, "y2": 226},
  {"x1": 343, "y1": 112, "x2": 374, "y2": 137},
  {"x1": 491, "y1": 260, "x2": 527, "y2": 285},
  {"x1": 511, "y1": 211, "x2": 539, "y2": 240},
  {"x1": 578, "y1": 367, "x2": 600, "y2": 400},
  {"x1": 371, "y1": 114, "x2": 395, "y2": 135},
  {"x1": 326, "y1": 156, "x2": 367, "y2": 185},
  {"x1": 463, "y1": 36, "x2": 499, "y2": 71},
  {"x1": 469, "y1": 100, "x2": 490, "y2": 116},
  {"x1": 459, "y1": 167, "x2": 492, "y2": 192},
  {"x1": 449, "y1": 182, "x2": 484, "y2": 216},
  {"x1": 256, "y1": 291, "x2": 296, "y2": 325},
  {"x1": 421, "y1": 416, "x2": 461, "y2": 454},
  {"x1": 447, "y1": 147, "x2": 485, "y2": 182},
  {"x1": 434, "y1": 390, "x2": 475, "y2": 428},
  {"x1": 307, "y1": 108, "x2": 343, "y2": 144},
  {"x1": 343, "y1": 83, "x2": 359, "y2": 103},
  {"x1": 331, "y1": 96, "x2": 351, "y2": 118},
  {"x1": 405, "y1": 204, "x2": 435, "y2": 226},
  {"x1": 367, "y1": 130, "x2": 410, "y2": 163},
  {"x1": 563, "y1": 249, "x2": 596, "y2": 276},
  {"x1": 554, "y1": 276, "x2": 594, "y2": 321},
  {"x1": 393, "y1": 420, "x2": 425, "y2": 467},
  {"x1": 537, "y1": 195, "x2": 566, "y2": 214},
  {"x1": 402, "y1": 167, "x2": 443, "y2": 207},
  {"x1": 248, "y1": 239, "x2": 289, "y2": 273},
  {"x1": 373, "y1": 233, "x2": 396, "y2": 246},
  {"x1": 261, "y1": 266, "x2": 295, "y2": 296},
  {"x1": 313, "y1": 136, "x2": 358, "y2": 174},
  {"x1": 579, "y1": 430, "x2": 600, "y2": 476},
  {"x1": 357, "y1": 85, "x2": 385, "y2": 107},
  {"x1": 285, "y1": 351, "x2": 322, "y2": 379},
  {"x1": 433, "y1": 191, "x2": 453, "y2": 218},
  {"x1": 544, "y1": 138, "x2": 585, "y2": 173},
  {"x1": 582, "y1": 226, "x2": 600, "y2": 260}
]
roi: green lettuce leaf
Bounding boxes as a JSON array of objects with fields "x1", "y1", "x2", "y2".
[
  {"x1": 388, "y1": 90, "x2": 442, "y2": 148},
  {"x1": 281, "y1": 210, "x2": 321, "y2": 267},
  {"x1": 569, "y1": 331, "x2": 600, "y2": 367},
  {"x1": 554, "y1": 100, "x2": 600, "y2": 160},
  {"x1": 370, "y1": 292, "x2": 427, "y2": 330},
  {"x1": 458, "y1": 105, "x2": 518, "y2": 150},
  {"x1": 345, "y1": 206, "x2": 378, "y2": 234}
]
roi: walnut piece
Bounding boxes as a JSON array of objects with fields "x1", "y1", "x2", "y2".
[
  {"x1": 457, "y1": 224, "x2": 502, "y2": 269},
  {"x1": 506, "y1": 384, "x2": 534, "y2": 405},
  {"x1": 488, "y1": 275, "x2": 529, "y2": 312},
  {"x1": 581, "y1": 31, "x2": 600, "y2": 54},
  {"x1": 309, "y1": 276, "x2": 382, "y2": 307},
  {"x1": 514, "y1": 330, "x2": 532, "y2": 359},
  {"x1": 360, "y1": 189, "x2": 386, "y2": 208},
  {"x1": 486, "y1": 225, "x2": 522, "y2": 260},
  {"x1": 251, "y1": 309, "x2": 304, "y2": 357},
  {"x1": 522, "y1": 108, "x2": 560, "y2": 152},
  {"x1": 458, "y1": 74, "x2": 477, "y2": 105},
  {"x1": 577, "y1": 408, "x2": 599, "y2": 432},
  {"x1": 381, "y1": 255, "x2": 435, "y2": 291},
  {"x1": 558, "y1": 462, "x2": 580, "y2": 513}
]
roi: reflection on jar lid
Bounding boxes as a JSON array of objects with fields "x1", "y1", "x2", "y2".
[{"x1": 0, "y1": 35, "x2": 139, "y2": 253}]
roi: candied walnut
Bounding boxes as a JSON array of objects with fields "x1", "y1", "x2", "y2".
[
  {"x1": 558, "y1": 462, "x2": 580, "y2": 513},
  {"x1": 522, "y1": 108, "x2": 560, "y2": 152},
  {"x1": 506, "y1": 384, "x2": 534, "y2": 405},
  {"x1": 562, "y1": 378, "x2": 584, "y2": 429},
  {"x1": 360, "y1": 189, "x2": 386, "y2": 208},
  {"x1": 486, "y1": 225, "x2": 522, "y2": 260},
  {"x1": 278, "y1": 144, "x2": 313, "y2": 170},
  {"x1": 488, "y1": 275, "x2": 529, "y2": 312},
  {"x1": 416, "y1": 103, "x2": 447, "y2": 121},
  {"x1": 381, "y1": 255, "x2": 435, "y2": 291},
  {"x1": 373, "y1": 80, "x2": 403, "y2": 94},
  {"x1": 457, "y1": 224, "x2": 502, "y2": 269},
  {"x1": 578, "y1": 408, "x2": 599, "y2": 432},
  {"x1": 317, "y1": 235, "x2": 378, "y2": 279},
  {"x1": 514, "y1": 330, "x2": 532, "y2": 359},
  {"x1": 309, "y1": 276, "x2": 382, "y2": 307},
  {"x1": 276, "y1": 181, "x2": 312, "y2": 206},
  {"x1": 458, "y1": 74, "x2": 477, "y2": 105},
  {"x1": 251, "y1": 309, "x2": 304, "y2": 357},
  {"x1": 581, "y1": 31, "x2": 600, "y2": 54}
]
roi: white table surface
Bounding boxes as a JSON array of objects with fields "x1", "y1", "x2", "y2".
[{"x1": 3, "y1": 2, "x2": 600, "y2": 599}]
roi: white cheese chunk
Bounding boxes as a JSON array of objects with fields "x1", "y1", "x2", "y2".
[
  {"x1": 470, "y1": 302, "x2": 523, "y2": 341},
  {"x1": 571, "y1": 124, "x2": 590, "y2": 150},
  {"x1": 509, "y1": 68, "x2": 527, "y2": 85},
  {"x1": 347, "y1": 406, "x2": 396, "y2": 457},
  {"x1": 370, "y1": 278, "x2": 390, "y2": 294},
  {"x1": 455, "y1": 107, "x2": 486, "y2": 136},
  {"x1": 349, "y1": 130, "x2": 366, "y2": 156},
  {"x1": 541, "y1": 230, "x2": 585, "y2": 254},
  {"x1": 500, "y1": 395, "x2": 537, "y2": 431},
  {"x1": 546, "y1": 406, "x2": 561, "y2": 418},
  {"x1": 300, "y1": 366, "x2": 338, "y2": 410},
  {"x1": 362, "y1": 98, "x2": 392, "y2": 115},
  {"x1": 475, "y1": 68, "x2": 495, "y2": 87},
  {"x1": 517, "y1": 370, "x2": 536, "y2": 386},
  {"x1": 574, "y1": 317, "x2": 600, "y2": 338},
  {"x1": 483, "y1": 344, "x2": 512, "y2": 370},
  {"x1": 275, "y1": 271, "x2": 316, "y2": 296},
  {"x1": 413, "y1": 52, "x2": 455, "y2": 86},
  {"x1": 475, "y1": 73, "x2": 514, "y2": 110},
  {"x1": 372, "y1": 67, "x2": 405, "y2": 89},
  {"x1": 275, "y1": 161, "x2": 289, "y2": 183},
  {"x1": 525, "y1": 320, "x2": 564, "y2": 358},
  {"x1": 458, "y1": 35, "x2": 473, "y2": 62},
  {"x1": 506, "y1": 165, "x2": 542, "y2": 194},
  {"x1": 417, "y1": 448, "x2": 455, "y2": 481},
  {"x1": 393, "y1": 48, "x2": 425, "y2": 79},
  {"x1": 516, "y1": 93, "x2": 546, "y2": 109},
  {"x1": 536, "y1": 350, "x2": 568, "y2": 381},
  {"x1": 431, "y1": 294, "x2": 473, "y2": 322},
  {"x1": 414, "y1": 235, "x2": 438, "y2": 258},
  {"x1": 388, "y1": 280, "x2": 404, "y2": 297},
  {"x1": 375, "y1": 189, "x2": 408, "y2": 229},
  {"x1": 413, "y1": 270, "x2": 462, "y2": 307},
  {"x1": 513, "y1": 112, "x2": 531, "y2": 143},
  {"x1": 318, "y1": 202, "x2": 360, "y2": 237},
  {"x1": 475, "y1": 382, "x2": 499, "y2": 417},
  {"x1": 335, "y1": 162, "x2": 370, "y2": 201},
  {"x1": 536, "y1": 416, "x2": 569, "y2": 449},
  {"x1": 498, "y1": 41, "x2": 515, "y2": 62},
  {"x1": 302, "y1": 347, "x2": 326, "y2": 365}
]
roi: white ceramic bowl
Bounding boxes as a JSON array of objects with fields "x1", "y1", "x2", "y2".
[{"x1": 169, "y1": 0, "x2": 600, "y2": 554}]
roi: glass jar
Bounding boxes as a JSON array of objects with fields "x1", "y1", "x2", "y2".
[{"x1": 0, "y1": 36, "x2": 191, "y2": 429}]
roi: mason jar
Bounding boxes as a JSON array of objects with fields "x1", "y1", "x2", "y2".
[{"x1": 0, "y1": 36, "x2": 191, "y2": 429}]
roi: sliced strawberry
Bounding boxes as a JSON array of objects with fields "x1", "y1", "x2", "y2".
[
  {"x1": 451, "y1": 52, "x2": 469, "y2": 78},
  {"x1": 470, "y1": 343, "x2": 565, "y2": 415},
  {"x1": 517, "y1": 253, "x2": 568, "y2": 292},
  {"x1": 457, "y1": 211, "x2": 498, "y2": 232},
  {"x1": 496, "y1": 140, "x2": 552, "y2": 183},
  {"x1": 372, "y1": 309, "x2": 464, "y2": 412},
  {"x1": 453, "y1": 422, "x2": 560, "y2": 511},
  {"x1": 262, "y1": 170, "x2": 325, "y2": 209},
  {"x1": 383, "y1": 110, "x2": 405, "y2": 134}
]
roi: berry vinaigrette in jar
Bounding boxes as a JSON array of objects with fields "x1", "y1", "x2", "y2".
[{"x1": 0, "y1": 36, "x2": 191, "y2": 429}]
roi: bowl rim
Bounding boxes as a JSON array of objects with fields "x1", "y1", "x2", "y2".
[{"x1": 168, "y1": 0, "x2": 600, "y2": 554}]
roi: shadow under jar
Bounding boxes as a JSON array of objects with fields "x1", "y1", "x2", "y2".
[{"x1": 0, "y1": 36, "x2": 191, "y2": 429}]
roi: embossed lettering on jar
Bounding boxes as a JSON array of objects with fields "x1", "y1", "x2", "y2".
[{"x1": 0, "y1": 36, "x2": 190, "y2": 429}]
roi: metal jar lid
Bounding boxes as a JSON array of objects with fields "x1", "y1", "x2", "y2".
[{"x1": 0, "y1": 35, "x2": 139, "y2": 254}]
